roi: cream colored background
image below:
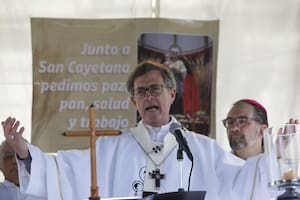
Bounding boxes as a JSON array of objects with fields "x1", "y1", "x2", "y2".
[
  {"x1": 31, "y1": 18, "x2": 218, "y2": 152},
  {"x1": 0, "y1": 0, "x2": 299, "y2": 180}
]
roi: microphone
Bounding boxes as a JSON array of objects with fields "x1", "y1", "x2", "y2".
[{"x1": 170, "y1": 123, "x2": 193, "y2": 162}]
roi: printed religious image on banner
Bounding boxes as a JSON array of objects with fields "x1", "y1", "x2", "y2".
[{"x1": 138, "y1": 33, "x2": 213, "y2": 136}]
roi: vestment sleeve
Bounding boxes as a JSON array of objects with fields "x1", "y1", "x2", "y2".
[{"x1": 17, "y1": 144, "x2": 61, "y2": 199}]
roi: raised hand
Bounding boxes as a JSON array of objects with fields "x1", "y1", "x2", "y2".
[{"x1": 1, "y1": 117, "x2": 29, "y2": 159}]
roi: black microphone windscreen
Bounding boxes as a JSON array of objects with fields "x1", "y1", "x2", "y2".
[{"x1": 170, "y1": 123, "x2": 181, "y2": 134}]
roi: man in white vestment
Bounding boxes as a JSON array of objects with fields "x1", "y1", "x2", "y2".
[
  {"x1": 2, "y1": 61, "x2": 285, "y2": 200},
  {"x1": 0, "y1": 140, "x2": 41, "y2": 200},
  {"x1": 223, "y1": 99, "x2": 269, "y2": 160}
]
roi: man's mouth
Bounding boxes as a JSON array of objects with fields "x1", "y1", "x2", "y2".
[
  {"x1": 230, "y1": 131, "x2": 240, "y2": 136},
  {"x1": 145, "y1": 105, "x2": 159, "y2": 111}
]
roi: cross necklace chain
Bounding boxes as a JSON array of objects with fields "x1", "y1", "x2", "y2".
[{"x1": 146, "y1": 143, "x2": 166, "y2": 188}]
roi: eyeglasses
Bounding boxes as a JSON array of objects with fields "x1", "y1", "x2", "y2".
[
  {"x1": 222, "y1": 116, "x2": 261, "y2": 128},
  {"x1": 0, "y1": 151, "x2": 16, "y2": 160},
  {"x1": 133, "y1": 84, "x2": 165, "y2": 99}
]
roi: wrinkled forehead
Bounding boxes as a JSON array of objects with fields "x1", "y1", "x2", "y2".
[{"x1": 227, "y1": 102, "x2": 255, "y2": 118}]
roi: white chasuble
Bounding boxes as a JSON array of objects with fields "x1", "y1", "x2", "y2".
[
  {"x1": 17, "y1": 117, "x2": 279, "y2": 200},
  {"x1": 130, "y1": 120, "x2": 178, "y2": 193}
]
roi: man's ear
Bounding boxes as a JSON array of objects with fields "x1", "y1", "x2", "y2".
[
  {"x1": 170, "y1": 88, "x2": 176, "y2": 103},
  {"x1": 131, "y1": 96, "x2": 136, "y2": 106},
  {"x1": 260, "y1": 124, "x2": 268, "y2": 136}
]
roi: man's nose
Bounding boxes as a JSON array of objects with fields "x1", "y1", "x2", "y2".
[
  {"x1": 145, "y1": 90, "x2": 154, "y2": 99},
  {"x1": 228, "y1": 121, "x2": 240, "y2": 130}
]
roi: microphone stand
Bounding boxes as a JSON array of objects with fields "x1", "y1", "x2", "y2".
[{"x1": 177, "y1": 145, "x2": 185, "y2": 192}]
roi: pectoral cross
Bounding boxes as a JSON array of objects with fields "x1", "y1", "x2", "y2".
[
  {"x1": 149, "y1": 168, "x2": 165, "y2": 188},
  {"x1": 63, "y1": 104, "x2": 120, "y2": 200}
]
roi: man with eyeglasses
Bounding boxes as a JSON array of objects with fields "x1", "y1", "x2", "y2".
[
  {"x1": 0, "y1": 140, "x2": 34, "y2": 199},
  {"x1": 1, "y1": 61, "x2": 296, "y2": 200},
  {"x1": 0, "y1": 140, "x2": 40, "y2": 200},
  {"x1": 0, "y1": 140, "x2": 21, "y2": 199},
  {"x1": 223, "y1": 99, "x2": 269, "y2": 160}
]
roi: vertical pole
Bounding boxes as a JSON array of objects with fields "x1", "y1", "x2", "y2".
[
  {"x1": 63, "y1": 104, "x2": 120, "y2": 200},
  {"x1": 89, "y1": 104, "x2": 100, "y2": 200},
  {"x1": 151, "y1": 0, "x2": 160, "y2": 18}
]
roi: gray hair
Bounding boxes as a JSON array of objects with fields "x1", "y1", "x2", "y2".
[{"x1": 126, "y1": 61, "x2": 176, "y2": 95}]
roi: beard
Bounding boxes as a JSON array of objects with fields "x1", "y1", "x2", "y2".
[{"x1": 228, "y1": 132, "x2": 248, "y2": 152}]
